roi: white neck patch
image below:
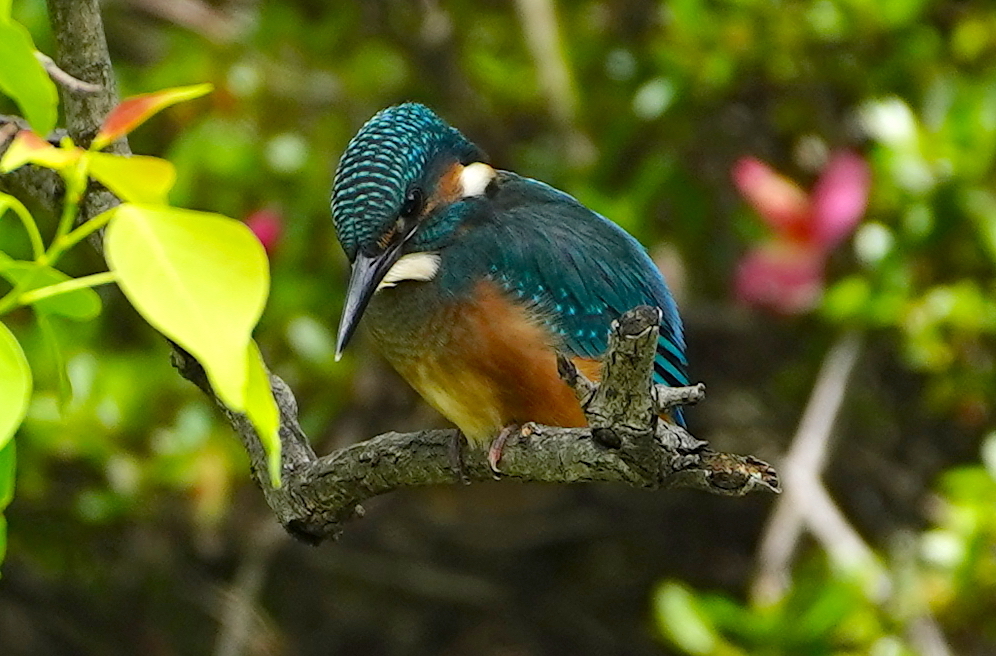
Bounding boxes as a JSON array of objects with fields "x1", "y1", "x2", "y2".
[
  {"x1": 377, "y1": 252, "x2": 442, "y2": 291},
  {"x1": 459, "y1": 162, "x2": 496, "y2": 198}
]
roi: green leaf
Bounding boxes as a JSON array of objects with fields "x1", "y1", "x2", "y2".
[
  {"x1": 0, "y1": 130, "x2": 83, "y2": 173},
  {"x1": 0, "y1": 253, "x2": 102, "y2": 320},
  {"x1": 92, "y1": 83, "x2": 213, "y2": 150},
  {"x1": 0, "y1": 22, "x2": 58, "y2": 137},
  {"x1": 0, "y1": 514, "x2": 7, "y2": 576},
  {"x1": 0, "y1": 437, "x2": 11, "y2": 575},
  {"x1": 0, "y1": 427, "x2": 11, "y2": 575},
  {"x1": 964, "y1": 190, "x2": 996, "y2": 266},
  {"x1": 87, "y1": 152, "x2": 176, "y2": 204},
  {"x1": 36, "y1": 312, "x2": 71, "y2": 407},
  {"x1": 0, "y1": 130, "x2": 81, "y2": 173},
  {"x1": 654, "y1": 582, "x2": 733, "y2": 656},
  {"x1": 822, "y1": 276, "x2": 871, "y2": 322},
  {"x1": 245, "y1": 341, "x2": 281, "y2": 487},
  {"x1": 0, "y1": 0, "x2": 10, "y2": 21},
  {"x1": 0, "y1": 191, "x2": 44, "y2": 258},
  {"x1": 0, "y1": 321, "x2": 31, "y2": 453},
  {"x1": 104, "y1": 204, "x2": 269, "y2": 410},
  {"x1": 0, "y1": 439, "x2": 14, "y2": 510}
]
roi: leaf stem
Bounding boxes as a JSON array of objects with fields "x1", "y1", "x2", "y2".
[
  {"x1": 48, "y1": 157, "x2": 88, "y2": 262},
  {"x1": 18, "y1": 271, "x2": 116, "y2": 305},
  {"x1": 0, "y1": 281, "x2": 30, "y2": 316},
  {"x1": 55, "y1": 206, "x2": 116, "y2": 254},
  {"x1": 0, "y1": 194, "x2": 45, "y2": 259}
]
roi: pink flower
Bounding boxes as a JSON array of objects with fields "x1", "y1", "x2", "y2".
[
  {"x1": 733, "y1": 151, "x2": 870, "y2": 314},
  {"x1": 245, "y1": 207, "x2": 282, "y2": 256}
]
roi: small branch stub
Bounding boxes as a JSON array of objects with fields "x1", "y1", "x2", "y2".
[
  {"x1": 188, "y1": 305, "x2": 778, "y2": 544},
  {"x1": 35, "y1": 51, "x2": 103, "y2": 94}
]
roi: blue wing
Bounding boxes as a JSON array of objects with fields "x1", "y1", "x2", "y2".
[{"x1": 448, "y1": 173, "x2": 689, "y2": 425}]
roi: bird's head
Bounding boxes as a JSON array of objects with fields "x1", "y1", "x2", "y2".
[{"x1": 330, "y1": 103, "x2": 496, "y2": 358}]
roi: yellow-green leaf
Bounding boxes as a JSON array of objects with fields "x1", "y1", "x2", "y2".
[
  {"x1": 0, "y1": 254, "x2": 102, "y2": 320},
  {"x1": 87, "y1": 152, "x2": 176, "y2": 204},
  {"x1": 0, "y1": 191, "x2": 44, "y2": 258},
  {"x1": 36, "y1": 313, "x2": 71, "y2": 407},
  {"x1": 654, "y1": 582, "x2": 728, "y2": 656},
  {"x1": 0, "y1": 514, "x2": 7, "y2": 575},
  {"x1": 0, "y1": 371, "x2": 11, "y2": 576},
  {"x1": 104, "y1": 204, "x2": 269, "y2": 410},
  {"x1": 0, "y1": 321, "x2": 31, "y2": 453},
  {"x1": 0, "y1": 425, "x2": 8, "y2": 576},
  {"x1": 92, "y1": 83, "x2": 213, "y2": 150},
  {"x1": 245, "y1": 341, "x2": 281, "y2": 487},
  {"x1": 0, "y1": 130, "x2": 81, "y2": 173},
  {"x1": 0, "y1": 23, "x2": 57, "y2": 136},
  {"x1": 0, "y1": 439, "x2": 14, "y2": 509}
]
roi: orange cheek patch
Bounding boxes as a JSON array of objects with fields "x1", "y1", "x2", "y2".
[{"x1": 422, "y1": 163, "x2": 465, "y2": 217}]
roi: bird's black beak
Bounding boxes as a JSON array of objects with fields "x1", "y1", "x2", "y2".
[{"x1": 335, "y1": 243, "x2": 404, "y2": 360}]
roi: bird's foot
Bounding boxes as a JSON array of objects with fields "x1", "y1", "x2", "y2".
[
  {"x1": 488, "y1": 423, "x2": 520, "y2": 477},
  {"x1": 449, "y1": 431, "x2": 471, "y2": 485}
]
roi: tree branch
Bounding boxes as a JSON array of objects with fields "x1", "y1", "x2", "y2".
[
  {"x1": 35, "y1": 51, "x2": 103, "y2": 94},
  {"x1": 751, "y1": 331, "x2": 876, "y2": 605},
  {"x1": 0, "y1": 0, "x2": 780, "y2": 548},
  {"x1": 173, "y1": 307, "x2": 779, "y2": 544}
]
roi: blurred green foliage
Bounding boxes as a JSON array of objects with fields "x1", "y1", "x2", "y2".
[{"x1": 658, "y1": 434, "x2": 996, "y2": 655}]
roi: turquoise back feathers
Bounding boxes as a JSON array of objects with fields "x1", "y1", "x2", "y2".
[{"x1": 436, "y1": 172, "x2": 689, "y2": 424}]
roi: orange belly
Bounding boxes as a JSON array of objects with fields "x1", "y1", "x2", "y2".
[{"x1": 387, "y1": 281, "x2": 594, "y2": 446}]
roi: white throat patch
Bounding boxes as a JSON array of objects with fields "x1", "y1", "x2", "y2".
[
  {"x1": 459, "y1": 162, "x2": 496, "y2": 198},
  {"x1": 377, "y1": 252, "x2": 442, "y2": 291}
]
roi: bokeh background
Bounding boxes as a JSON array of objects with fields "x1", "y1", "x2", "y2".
[{"x1": 3, "y1": 0, "x2": 996, "y2": 654}]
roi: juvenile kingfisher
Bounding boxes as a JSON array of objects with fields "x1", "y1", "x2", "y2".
[{"x1": 331, "y1": 103, "x2": 688, "y2": 471}]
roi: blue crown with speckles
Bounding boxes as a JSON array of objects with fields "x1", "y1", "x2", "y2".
[{"x1": 331, "y1": 103, "x2": 481, "y2": 260}]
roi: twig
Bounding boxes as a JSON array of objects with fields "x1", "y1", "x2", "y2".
[
  {"x1": 512, "y1": 0, "x2": 593, "y2": 165},
  {"x1": 749, "y1": 329, "x2": 953, "y2": 655},
  {"x1": 124, "y1": 0, "x2": 249, "y2": 43},
  {"x1": 0, "y1": 121, "x2": 19, "y2": 155},
  {"x1": 314, "y1": 546, "x2": 507, "y2": 605},
  {"x1": 34, "y1": 51, "x2": 102, "y2": 94},
  {"x1": 213, "y1": 519, "x2": 286, "y2": 656},
  {"x1": 172, "y1": 309, "x2": 779, "y2": 544},
  {"x1": 752, "y1": 330, "x2": 870, "y2": 604},
  {"x1": 512, "y1": 0, "x2": 576, "y2": 127},
  {"x1": 47, "y1": 0, "x2": 124, "y2": 153},
  {"x1": 908, "y1": 615, "x2": 955, "y2": 656}
]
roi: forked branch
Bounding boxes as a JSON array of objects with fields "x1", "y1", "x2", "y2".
[{"x1": 173, "y1": 306, "x2": 779, "y2": 544}]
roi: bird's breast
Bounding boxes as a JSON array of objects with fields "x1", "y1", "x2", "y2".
[{"x1": 364, "y1": 279, "x2": 590, "y2": 445}]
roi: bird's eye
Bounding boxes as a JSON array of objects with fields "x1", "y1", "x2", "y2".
[{"x1": 400, "y1": 188, "x2": 424, "y2": 219}]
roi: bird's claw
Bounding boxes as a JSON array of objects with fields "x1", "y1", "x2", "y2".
[{"x1": 488, "y1": 423, "x2": 520, "y2": 478}]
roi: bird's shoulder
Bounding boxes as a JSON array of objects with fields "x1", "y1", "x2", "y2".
[{"x1": 446, "y1": 172, "x2": 684, "y2": 354}]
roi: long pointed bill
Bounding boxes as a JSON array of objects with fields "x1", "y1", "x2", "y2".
[{"x1": 335, "y1": 247, "x2": 403, "y2": 360}]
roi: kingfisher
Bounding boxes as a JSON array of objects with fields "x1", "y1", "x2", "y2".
[{"x1": 331, "y1": 103, "x2": 688, "y2": 472}]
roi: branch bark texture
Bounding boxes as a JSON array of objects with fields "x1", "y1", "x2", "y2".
[
  {"x1": 174, "y1": 307, "x2": 779, "y2": 544},
  {"x1": 1, "y1": 0, "x2": 781, "y2": 546}
]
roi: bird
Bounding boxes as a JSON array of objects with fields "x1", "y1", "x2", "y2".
[{"x1": 330, "y1": 103, "x2": 688, "y2": 472}]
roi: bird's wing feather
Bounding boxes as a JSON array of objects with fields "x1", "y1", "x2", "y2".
[{"x1": 467, "y1": 174, "x2": 688, "y2": 423}]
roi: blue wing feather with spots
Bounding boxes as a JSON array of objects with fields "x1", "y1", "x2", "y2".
[{"x1": 448, "y1": 174, "x2": 689, "y2": 425}]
